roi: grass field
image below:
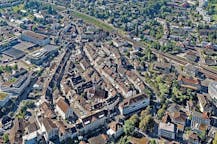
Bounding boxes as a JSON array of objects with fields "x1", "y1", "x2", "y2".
[
  {"x1": 72, "y1": 11, "x2": 114, "y2": 32},
  {"x1": 0, "y1": 92, "x2": 8, "y2": 100},
  {"x1": 210, "y1": 66, "x2": 217, "y2": 71}
]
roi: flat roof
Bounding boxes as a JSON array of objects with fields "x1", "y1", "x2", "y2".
[
  {"x1": 13, "y1": 41, "x2": 36, "y2": 50},
  {"x1": 22, "y1": 30, "x2": 48, "y2": 40},
  {"x1": 2, "y1": 48, "x2": 25, "y2": 59},
  {"x1": 159, "y1": 122, "x2": 175, "y2": 132}
]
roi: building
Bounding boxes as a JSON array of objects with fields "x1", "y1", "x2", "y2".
[
  {"x1": 169, "y1": 111, "x2": 187, "y2": 133},
  {"x1": 78, "y1": 110, "x2": 108, "y2": 134},
  {"x1": 27, "y1": 45, "x2": 58, "y2": 65},
  {"x1": 40, "y1": 118, "x2": 58, "y2": 141},
  {"x1": 56, "y1": 98, "x2": 74, "y2": 120},
  {"x1": 208, "y1": 81, "x2": 217, "y2": 105},
  {"x1": 22, "y1": 122, "x2": 41, "y2": 144},
  {"x1": 107, "y1": 121, "x2": 124, "y2": 139},
  {"x1": 184, "y1": 64, "x2": 199, "y2": 77},
  {"x1": 119, "y1": 93, "x2": 150, "y2": 115},
  {"x1": 153, "y1": 62, "x2": 172, "y2": 74},
  {"x1": 197, "y1": 94, "x2": 211, "y2": 112},
  {"x1": 0, "y1": 0, "x2": 22, "y2": 8},
  {"x1": 191, "y1": 111, "x2": 210, "y2": 133},
  {"x1": 178, "y1": 75, "x2": 201, "y2": 90},
  {"x1": 1, "y1": 74, "x2": 32, "y2": 97},
  {"x1": 158, "y1": 122, "x2": 175, "y2": 140},
  {"x1": 10, "y1": 118, "x2": 25, "y2": 144},
  {"x1": 21, "y1": 31, "x2": 50, "y2": 46},
  {"x1": 88, "y1": 134, "x2": 109, "y2": 144},
  {"x1": 55, "y1": 121, "x2": 77, "y2": 142}
]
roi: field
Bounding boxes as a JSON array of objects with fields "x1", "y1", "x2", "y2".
[{"x1": 72, "y1": 10, "x2": 114, "y2": 32}]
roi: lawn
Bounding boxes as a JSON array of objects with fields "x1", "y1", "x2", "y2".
[
  {"x1": 213, "y1": 14, "x2": 217, "y2": 21},
  {"x1": 0, "y1": 92, "x2": 8, "y2": 100},
  {"x1": 72, "y1": 10, "x2": 114, "y2": 32},
  {"x1": 210, "y1": 66, "x2": 217, "y2": 71}
]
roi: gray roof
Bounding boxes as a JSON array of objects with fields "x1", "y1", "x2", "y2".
[{"x1": 2, "y1": 48, "x2": 25, "y2": 59}]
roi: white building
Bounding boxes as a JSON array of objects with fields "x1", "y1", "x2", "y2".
[
  {"x1": 158, "y1": 122, "x2": 175, "y2": 140},
  {"x1": 40, "y1": 118, "x2": 58, "y2": 141},
  {"x1": 119, "y1": 93, "x2": 150, "y2": 115},
  {"x1": 208, "y1": 82, "x2": 217, "y2": 105},
  {"x1": 78, "y1": 110, "x2": 108, "y2": 134},
  {"x1": 56, "y1": 98, "x2": 74, "y2": 120},
  {"x1": 22, "y1": 122, "x2": 41, "y2": 144},
  {"x1": 107, "y1": 121, "x2": 124, "y2": 140}
]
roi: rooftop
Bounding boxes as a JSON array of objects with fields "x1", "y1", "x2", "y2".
[
  {"x1": 159, "y1": 122, "x2": 175, "y2": 132},
  {"x1": 22, "y1": 30, "x2": 48, "y2": 40}
]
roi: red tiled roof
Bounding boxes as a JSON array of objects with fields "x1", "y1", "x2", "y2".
[{"x1": 56, "y1": 98, "x2": 69, "y2": 113}]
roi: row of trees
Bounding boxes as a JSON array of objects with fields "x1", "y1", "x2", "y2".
[
  {"x1": 123, "y1": 107, "x2": 155, "y2": 136},
  {"x1": 0, "y1": 64, "x2": 18, "y2": 74}
]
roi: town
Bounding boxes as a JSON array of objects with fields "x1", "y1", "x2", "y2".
[{"x1": 0, "y1": 0, "x2": 217, "y2": 144}]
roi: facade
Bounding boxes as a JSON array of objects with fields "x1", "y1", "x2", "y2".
[
  {"x1": 56, "y1": 98, "x2": 74, "y2": 120},
  {"x1": 158, "y1": 122, "x2": 175, "y2": 140},
  {"x1": 208, "y1": 82, "x2": 217, "y2": 105},
  {"x1": 107, "y1": 122, "x2": 124, "y2": 140},
  {"x1": 78, "y1": 110, "x2": 108, "y2": 135},
  {"x1": 21, "y1": 31, "x2": 50, "y2": 46},
  {"x1": 119, "y1": 93, "x2": 150, "y2": 115},
  {"x1": 40, "y1": 118, "x2": 58, "y2": 141},
  {"x1": 191, "y1": 111, "x2": 210, "y2": 133}
]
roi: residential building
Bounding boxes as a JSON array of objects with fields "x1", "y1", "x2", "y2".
[
  {"x1": 119, "y1": 93, "x2": 150, "y2": 115},
  {"x1": 79, "y1": 110, "x2": 108, "y2": 134},
  {"x1": 107, "y1": 121, "x2": 124, "y2": 139},
  {"x1": 55, "y1": 121, "x2": 77, "y2": 142},
  {"x1": 208, "y1": 81, "x2": 217, "y2": 105},
  {"x1": 22, "y1": 122, "x2": 41, "y2": 144},
  {"x1": 178, "y1": 75, "x2": 201, "y2": 90},
  {"x1": 153, "y1": 62, "x2": 172, "y2": 74},
  {"x1": 158, "y1": 122, "x2": 175, "y2": 140},
  {"x1": 191, "y1": 111, "x2": 210, "y2": 133},
  {"x1": 40, "y1": 118, "x2": 58, "y2": 141},
  {"x1": 169, "y1": 111, "x2": 187, "y2": 132},
  {"x1": 188, "y1": 132, "x2": 200, "y2": 144},
  {"x1": 197, "y1": 94, "x2": 211, "y2": 112},
  {"x1": 56, "y1": 98, "x2": 74, "y2": 120},
  {"x1": 88, "y1": 134, "x2": 109, "y2": 144},
  {"x1": 184, "y1": 64, "x2": 199, "y2": 77}
]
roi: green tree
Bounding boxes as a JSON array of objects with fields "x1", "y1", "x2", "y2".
[
  {"x1": 213, "y1": 132, "x2": 217, "y2": 144},
  {"x1": 3, "y1": 133, "x2": 9, "y2": 143},
  {"x1": 157, "y1": 105, "x2": 166, "y2": 119},
  {"x1": 139, "y1": 114, "x2": 154, "y2": 132},
  {"x1": 140, "y1": 106, "x2": 151, "y2": 119},
  {"x1": 124, "y1": 114, "x2": 139, "y2": 135}
]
